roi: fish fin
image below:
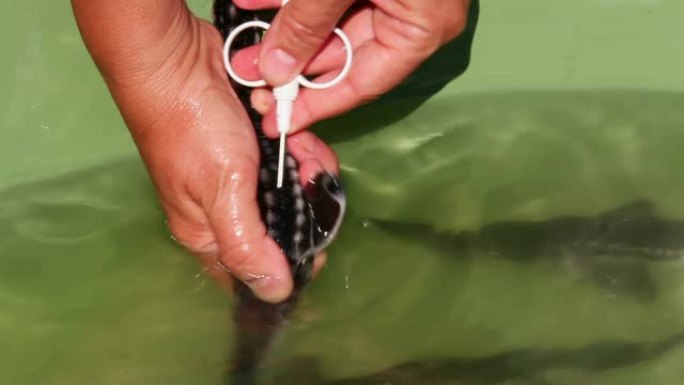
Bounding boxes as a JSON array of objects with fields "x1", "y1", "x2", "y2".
[
  {"x1": 592, "y1": 259, "x2": 657, "y2": 301},
  {"x1": 600, "y1": 199, "x2": 656, "y2": 220}
]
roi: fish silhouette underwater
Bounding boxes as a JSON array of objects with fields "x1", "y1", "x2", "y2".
[
  {"x1": 243, "y1": 200, "x2": 684, "y2": 385},
  {"x1": 372, "y1": 200, "x2": 684, "y2": 300},
  {"x1": 265, "y1": 333, "x2": 684, "y2": 385}
]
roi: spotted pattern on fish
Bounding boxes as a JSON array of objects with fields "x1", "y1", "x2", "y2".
[{"x1": 213, "y1": 2, "x2": 347, "y2": 384}]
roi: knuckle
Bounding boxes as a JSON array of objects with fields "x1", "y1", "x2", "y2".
[
  {"x1": 443, "y1": 9, "x2": 468, "y2": 41},
  {"x1": 403, "y1": 24, "x2": 437, "y2": 50},
  {"x1": 219, "y1": 241, "x2": 257, "y2": 276},
  {"x1": 205, "y1": 148, "x2": 234, "y2": 171},
  {"x1": 192, "y1": 149, "x2": 258, "y2": 207},
  {"x1": 167, "y1": 220, "x2": 217, "y2": 256},
  {"x1": 391, "y1": 4, "x2": 469, "y2": 53},
  {"x1": 278, "y1": 13, "x2": 330, "y2": 53},
  {"x1": 382, "y1": 16, "x2": 440, "y2": 55},
  {"x1": 182, "y1": 238, "x2": 217, "y2": 256},
  {"x1": 281, "y1": 12, "x2": 315, "y2": 37},
  {"x1": 214, "y1": 159, "x2": 256, "y2": 199}
]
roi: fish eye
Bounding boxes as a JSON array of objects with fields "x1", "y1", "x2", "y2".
[{"x1": 323, "y1": 174, "x2": 342, "y2": 196}]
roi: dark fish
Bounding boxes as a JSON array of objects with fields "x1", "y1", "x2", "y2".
[
  {"x1": 213, "y1": 2, "x2": 346, "y2": 384},
  {"x1": 268, "y1": 333, "x2": 684, "y2": 385},
  {"x1": 373, "y1": 200, "x2": 684, "y2": 300}
]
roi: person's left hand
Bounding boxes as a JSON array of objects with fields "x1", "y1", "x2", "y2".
[{"x1": 71, "y1": 0, "x2": 338, "y2": 303}]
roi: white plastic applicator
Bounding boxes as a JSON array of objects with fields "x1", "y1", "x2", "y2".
[
  {"x1": 273, "y1": 78, "x2": 299, "y2": 187},
  {"x1": 223, "y1": 0, "x2": 354, "y2": 188}
]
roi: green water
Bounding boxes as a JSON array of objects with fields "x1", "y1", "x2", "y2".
[
  {"x1": 2, "y1": 91, "x2": 684, "y2": 384},
  {"x1": 3, "y1": 0, "x2": 684, "y2": 384}
]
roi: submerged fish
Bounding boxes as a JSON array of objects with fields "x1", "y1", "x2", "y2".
[
  {"x1": 373, "y1": 200, "x2": 684, "y2": 300},
  {"x1": 267, "y1": 333, "x2": 684, "y2": 385},
  {"x1": 213, "y1": 2, "x2": 346, "y2": 384}
]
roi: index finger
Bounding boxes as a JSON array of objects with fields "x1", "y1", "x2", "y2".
[
  {"x1": 232, "y1": 0, "x2": 281, "y2": 9},
  {"x1": 260, "y1": 38, "x2": 432, "y2": 136},
  {"x1": 255, "y1": 0, "x2": 355, "y2": 86},
  {"x1": 259, "y1": 4, "x2": 470, "y2": 135}
]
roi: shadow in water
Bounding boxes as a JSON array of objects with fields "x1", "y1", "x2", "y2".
[
  {"x1": 373, "y1": 200, "x2": 684, "y2": 301},
  {"x1": 315, "y1": 0, "x2": 480, "y2": 144},
  {"x1": 274, "y1": 333, "x2": 684, "y2": 385}
]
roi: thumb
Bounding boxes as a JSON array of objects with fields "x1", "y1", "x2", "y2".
[
  {"x1": 259, "y1": 0, "x2": 354, "y2": 86},
  {"x1": 203, "y1": 169, "x2": 294, "y2": 303}
]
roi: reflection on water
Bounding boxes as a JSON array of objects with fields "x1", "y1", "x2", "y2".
[
  {"x1": 0, "y1": 159, "x2": 231, "y2": 385},
  {"x1": 2, "y1": 92, "x2": 684, "y2": 384}
]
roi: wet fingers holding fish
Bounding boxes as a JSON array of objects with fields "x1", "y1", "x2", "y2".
[
  {"x1": 73, "y1": 0, "x2": 470, "y2": 382},
  {"x1": 219, "y1": 0, "x2": 471, "y2": 294},
  {"x1": 72, "y1": 0, "x2": 470, "y2": 303}
]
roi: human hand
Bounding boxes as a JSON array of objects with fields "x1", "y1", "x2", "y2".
[
  {"x1": 71, "y1": 0, "x2": 337, "y2": 303},
  {"x1": 230, "y1": 0, "x2": 470, "y2": 136}
]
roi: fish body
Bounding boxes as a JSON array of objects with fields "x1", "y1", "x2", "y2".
[
  {"x1": 249, "y1": 200, "x2": 684, "y2": 385},
  {"x1": 213, "y1": 2, "x2": 346, "y2": 384},
  {"x1": 270, "y1": 333, "x2": 684, "y2": 385},
  {"x1": 374, "y1": 200, "x2": 684, "y2": 299},
  {"x1": 470, "y1": 200, "x2": 684, "y2": 261}
]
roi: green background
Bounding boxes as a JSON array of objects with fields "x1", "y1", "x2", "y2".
[
  {"x1": 2, "y1": 1, "x2": 684, "y2": 385},
  {"x1": 3, "y1": 0, "x2": 684, "y2": 186}
]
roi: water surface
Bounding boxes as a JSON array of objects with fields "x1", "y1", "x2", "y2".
[{"x1": 2, "y1": 91, "x2": 684, "y2": 384}]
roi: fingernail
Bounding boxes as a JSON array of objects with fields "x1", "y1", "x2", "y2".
[
  {"x1": 247, "y1": 275, "x2": 291, "y2": 303},
  {"x1": 262, "y1": 48, "x2": 298, "y2": 85},
  {"x1": 250, "y1": 89, "x2": 274, "y2": 115}
]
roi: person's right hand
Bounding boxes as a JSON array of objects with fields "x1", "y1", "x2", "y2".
[{"x1": 233, "y1": 0, "x2": 471, "y2": 137}]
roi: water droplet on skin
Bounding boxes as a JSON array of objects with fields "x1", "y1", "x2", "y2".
[{"x1": 234, "y1": 224, "x2": 244, "y2": 238}]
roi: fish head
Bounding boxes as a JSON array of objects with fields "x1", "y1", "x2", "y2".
[
  {"x1": 288, "y1": 171, "x2": 346, "y2": 287},
  {"x1": 305, "y1": 171, "x2": 347, "y2": 253}
]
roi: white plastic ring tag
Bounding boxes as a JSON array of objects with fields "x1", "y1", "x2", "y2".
[
  {"x1": 222, "y1": 22, "x2": 353, "y2": 90},
  {"x1": 221, "y1": 4, "x2": 353, "y2": 188}
]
